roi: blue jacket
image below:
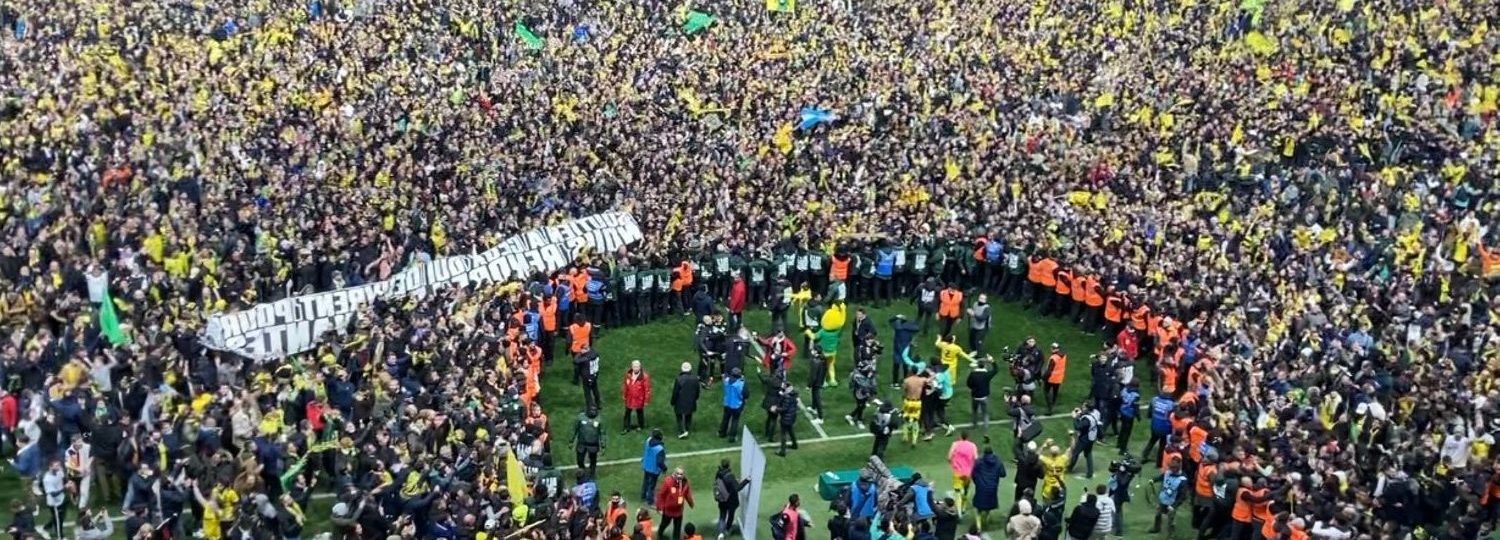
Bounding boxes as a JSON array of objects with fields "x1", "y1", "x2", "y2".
[
  {"x1": 12, "y1": 443, "x2": 41, "y2": 478},
  {"x1": 875, "y1": 249, "x2": 896, "y2": 278},
  {"x1": 586, "y1": 278, "x2": 606, "y2": 301},
  {"x1": 1119, "y1": 387, "x2": 1141, "y2": 419},
  {"x1": 557, "y1": 283, "x2": 573, "y2": 311},
  {"x1": 971, "y1": 451, "x2": 1007, "y2": 511},
  {"x1": 642, "y1": 439, "x2": 666, "y2": 475},
  {"x1": 890, "y1": 318, "x2": 919, "y2": 360},
  {"x1": 849, "y1": 479, "x2": 878, "y2": 519},
  {"x1": 1150, "y1": 395, "x2": 1175, "y2": 434},
  {"x1": 524, "y1": 309, "x2": 541, "y2": 341},
  {"x1": 911, "y1": 483, "x2": 936, "y2": 520},
  {"x1": 723, "y1": 377, "x2": 746, "y2": 409},
  {"x1": 984, "y1": 240, "x2": 1003, "y2": 262}
]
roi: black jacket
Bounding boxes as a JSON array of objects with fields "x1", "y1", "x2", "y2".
[
  {"x1": 777, "y1": 390, "x2": 799, "y2": 425},
  {"x1": 714, "y1": 467, "x2": 750, "y2": 507},
  {"x1": 670, "y1": 373, "x2": 701, "y2": 413},
  {"x1": 1065, "y1": 497, "x2": 1101, "y2": 540}
]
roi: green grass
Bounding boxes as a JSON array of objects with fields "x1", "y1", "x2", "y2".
[{"x1": 8, "y1": 295, "x2": 1186, "y2": 538}]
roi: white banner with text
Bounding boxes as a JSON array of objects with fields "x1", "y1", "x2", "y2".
[{"x1": 202, "y1": 212, "x2": 643, "y2": 360}]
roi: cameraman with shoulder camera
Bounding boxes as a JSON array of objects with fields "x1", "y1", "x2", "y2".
[{"x1": 1106, "y1": 453, "x2": 1141, "y2": 536}]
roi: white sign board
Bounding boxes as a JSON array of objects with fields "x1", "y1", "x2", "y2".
[
  {"x1": 739, "y1": 425, "x2": 767, "y2": 540},
  {"x1": 202, "y1": 212, "x2": 643, "y2": 360}
]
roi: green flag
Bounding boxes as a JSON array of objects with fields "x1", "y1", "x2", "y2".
[
  {"x1": 99, "y1": 291, "x2": 130, "y2": 346},
  {"x1": 515, "y1": 21, "x2": 544, "y2": 49},
  {"x1": 682, "y1": 11, "x2": 716, "y2": 34}
]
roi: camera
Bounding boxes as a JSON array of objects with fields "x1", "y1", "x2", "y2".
[{"x1": 1108, "y1": 455, "x2": 1140, "y2": 475}]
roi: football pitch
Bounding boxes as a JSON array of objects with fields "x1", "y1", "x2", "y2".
[{"x1": 2, "y1": 298, "x2": 1181, "y2": 538}]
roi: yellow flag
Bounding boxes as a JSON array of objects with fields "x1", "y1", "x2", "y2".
[
  {"x1": 945, "y1": 157, "x2": 961, "y2": 181},
  {"x1": 1094, "y1": 93, "x2": 1116, "y2": 108},
  {"x1": 1230, "y1": 122, "x2": 1245, "y2": 144},
  {"x1": 1246, "y1": 31, "x2": 1279, "y2": 55},
  {"x1": 1337, "y1": 0, "x2": 1354, "y2": 11},
  {"x1": 505, "y1": 449, "x2": 528, "y2": 499}
]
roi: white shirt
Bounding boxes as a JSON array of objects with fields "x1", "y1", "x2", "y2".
[
  {"x1": 1093, "y1": 495, "x2": 1116, "y2": 534},
  {"x1": 42, "y1": 469, "x2": 67, "y2": 507}
]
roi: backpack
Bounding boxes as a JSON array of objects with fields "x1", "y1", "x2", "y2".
[
  {"x1": 769, "y1": 511, "x2": 788, "y2": 539},
  {"x1": 1075, "y1": 414, "x2": 1097, "y2": 443},
  {"x1": 714, "y1": 477, "x2": 730, "y2": 503}
]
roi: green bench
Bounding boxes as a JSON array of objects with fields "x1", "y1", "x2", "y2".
[{"x1": 816, "y1": 466, "x2": 917, "y2": 501}]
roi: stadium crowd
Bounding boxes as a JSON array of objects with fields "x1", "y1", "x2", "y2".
[{"x1": 2, "y1": 0, "x2": 1500, "y2": 537}]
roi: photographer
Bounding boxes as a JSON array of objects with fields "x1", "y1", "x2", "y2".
[
  {"x1": 846, "y1": 359, "x2": 878, "y2": 429},
  {"x1": 1065, "y1": 403, "x2": 1101, "y2": 479},
  {"x1": 1008, "y1": 393, "x2": 1042, "y2": 443},
  {"x1": 75, "y1": 508, "x2": 114, "y2": 540},
  {"x1": 869, "y1": 402, "x2": 901, "y2": 459},
  {"x1": 967, "y1": 355, "x2": 1000, "y2": 431},
  {"x1": 1011, "y1": 337, "x2": 1043, "y2": 398},
  {"x1": 695, "y1": 314, "x2": 727, "y2": 386},
  {"x1": 1106, "y1": 453, "x2": 1141, "y2": 536}
]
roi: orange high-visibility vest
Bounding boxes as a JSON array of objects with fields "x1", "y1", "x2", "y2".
[
  {"x1": 1130, "y1": 304, "x2": 1151, "y2": 330},
  {"x1": 1231, "y1": 488, "x2": 1256, "y2": 523},
  {"x1": 569, "y1": 322, "x2": 593, "y2": 353},
  {"x1": 1260, "y1": 518, "x2": 1279, "y2": 540},
  {"x1": 1249, "y1": 488, "x2": 1274, "y2": 522},
  {"x1": 1188, "y1": 424, "x2": 1209, "y2": 462},
  {"x1": 973, "y1": 238, "x2": 988, "y2": 261},
  {"x1": 1104, "y1": 295, "x2": 1125, "y2": 322},
  {"x1": 1195, "y1": 463, "x2": 1218, "y2": 497},
  {"x1": 1161, "y1": 359, "x2": 1180, "y2": 394},
  {"x1": 830, "y1": 255, "x2": 851, "y2": 281},
  {"x1": 1188, "y1": 358, "x2": 1215, "y2": 389},
  {"x1": 1026, "y1": 256, "x2": 1045, "y2": 283},
  {"x1": 672, "y1": 261, "x2": 694, "y2": 291},
  {"x1": 1289, "y1": 525, "x2": 1309, "y2": 540},
  {"x1": 1085, "y1": 277, "x2": 1105, "y2": 307},
  {"x1": 541, "y1": 298, "x2": 559, "y2": 332},
  {"x1": 1162, "y1": 446, "x2": 1182, "y2": 469},
  {"x1": 571, "y1": 271, "x2": 591, "y2": 303},
  {"x1": 1071, "y1": 274, "x2": 1089, "y2": 303},
  {"x1": 1046, "y1": 353, "x2": 1067, "y2": 384},
  {"x1": 1482, "y1": 242, "x2": 1500, "y2": 278},
  {"x1": 939, "y1": 289, "x2": 964, "y2": 318},
  {"x1": 1036, "y1": 259, "x2": 1058, "y2": 287},
  {"x1": 1054, "y1": 268, "x2": 1072, "y2": 295}
]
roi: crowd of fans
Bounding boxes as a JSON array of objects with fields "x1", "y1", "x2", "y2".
[{"x1": 2, "y1": 0, "x2": 1500, "y2": 537}]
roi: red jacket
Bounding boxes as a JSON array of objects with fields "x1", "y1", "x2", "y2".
[
  {"x1": 622, "y1": 371, "x2": 652, "y2": 409},
  {"x1": 758, "y1": 335, "x2": 798, "y2": 372},
  {"x1": 0, "y1": 395, "x2": 16, "y2": 430},
  {"x1": 654, "y1": 475, "x2": 694, "y2": 518},
  {"x1": 306, "y1": 401, "x2": 325, "y2": 432},
  {"x1": 1116, "y1": 327, "x2": 1139, "y2": 360},
  {"x1": 728, "y1": 278, "x2": 747, "y2": 314}
]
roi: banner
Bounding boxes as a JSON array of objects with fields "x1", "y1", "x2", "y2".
[
  {"x1": 202, "y1": 212, "x2": 644, "y2": 360},
  {"x1": 739, "y1": 426, "x2": 767, "y2": 540}
]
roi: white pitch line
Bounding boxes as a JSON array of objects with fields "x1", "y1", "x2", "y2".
[
  {"x1": 89, "y1": 413, "x2": 1069, "y2": 527},
  {"x1": 559, "y1": 411, "x2": 1069, "y2": 471},
  {"x1": 798, "y1": 398, "x2": 831, "y2": 438}
]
